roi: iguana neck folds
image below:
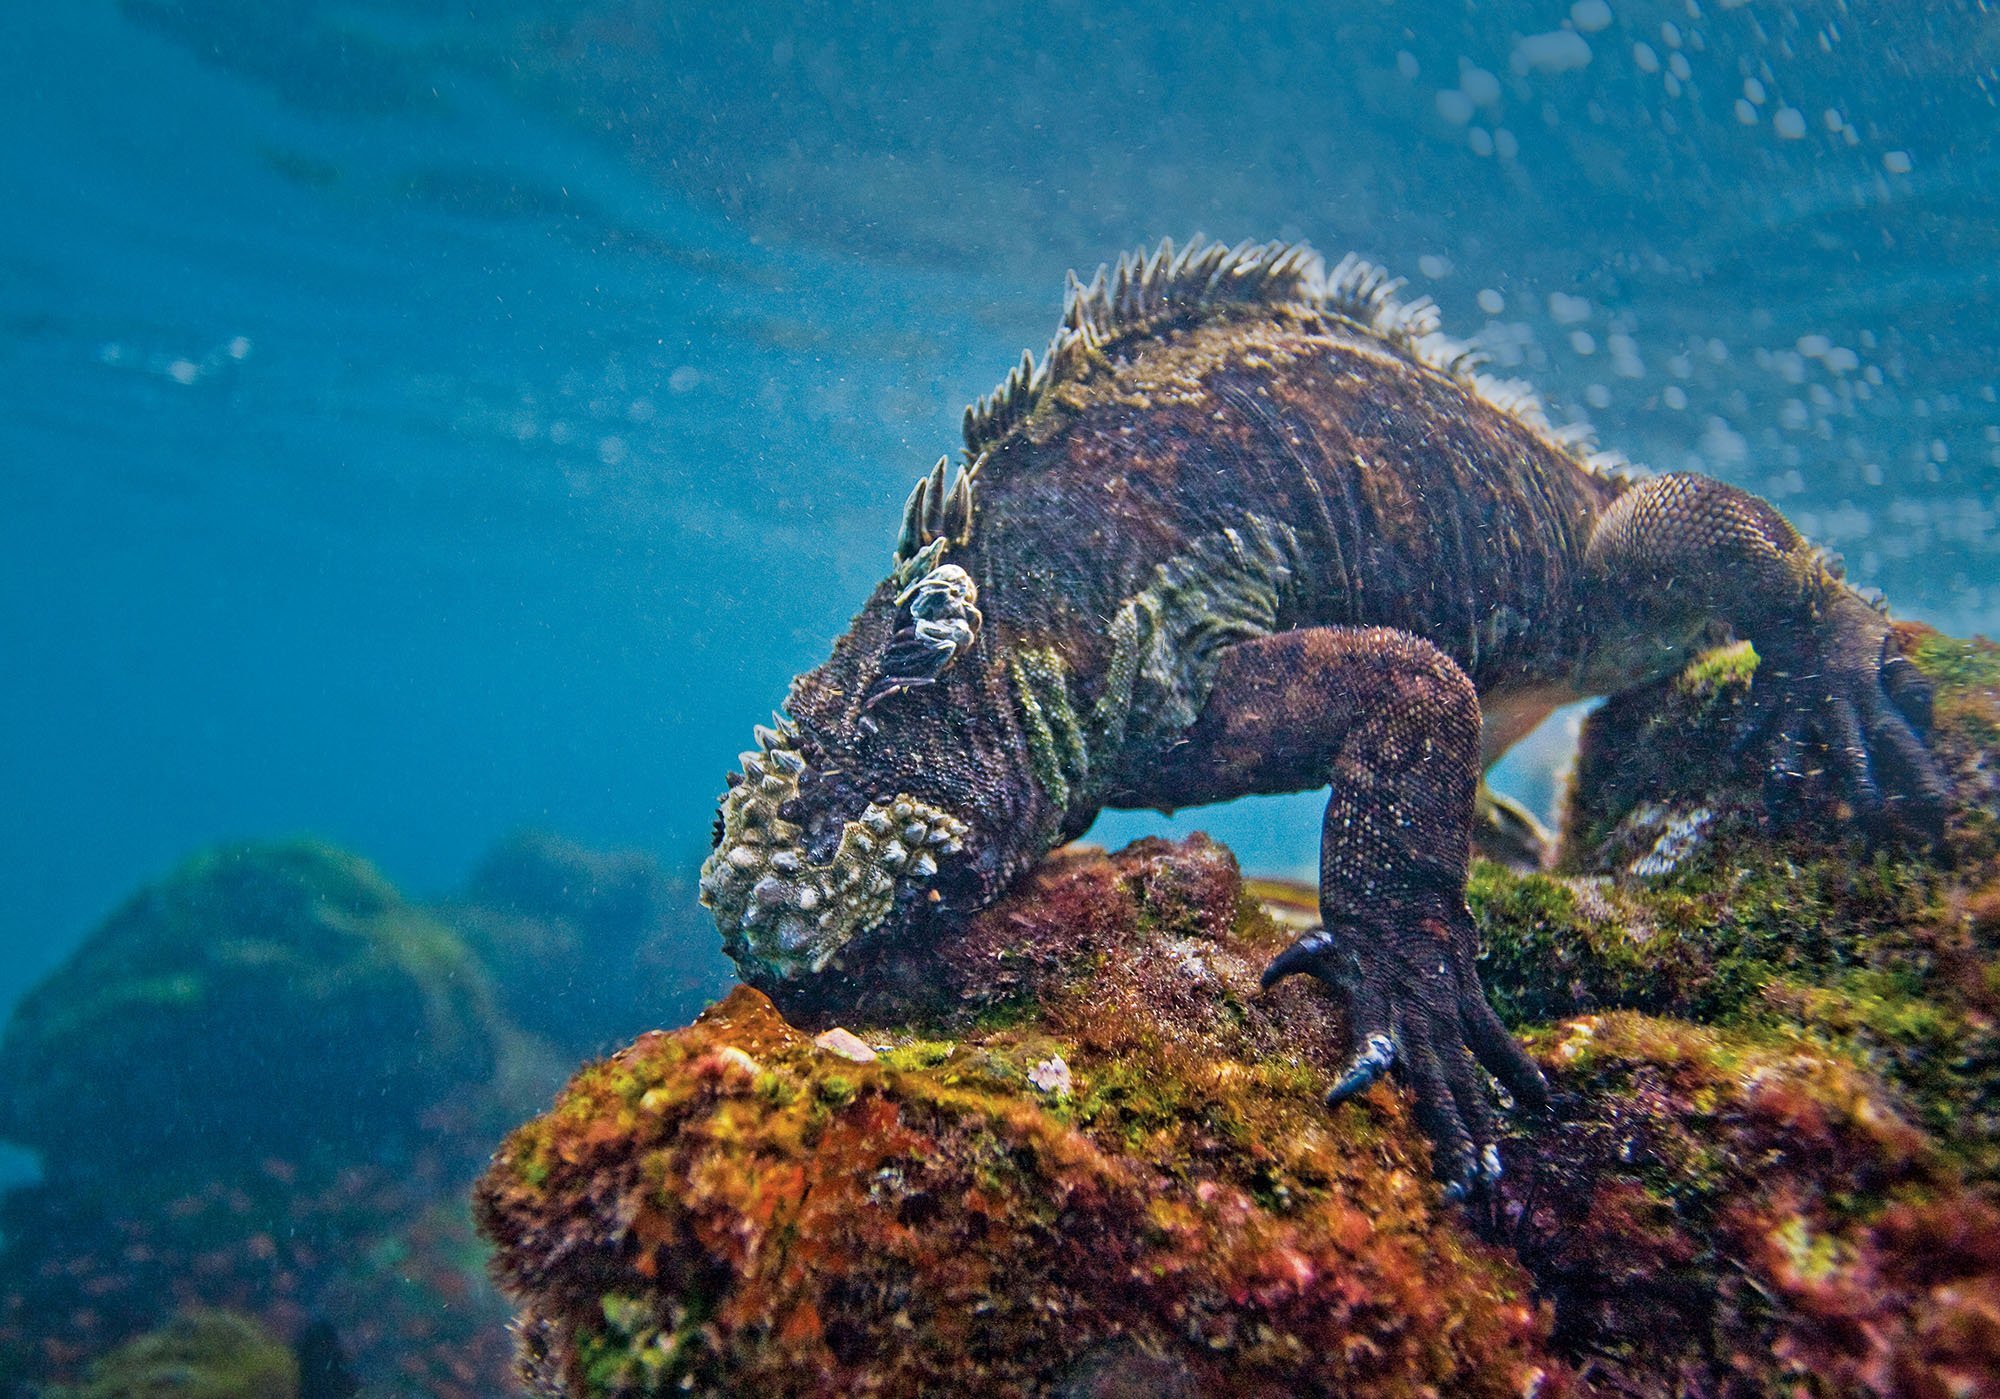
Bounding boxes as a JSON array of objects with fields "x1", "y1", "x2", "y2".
[{"x1": 1008, "y1": 513, "x2": 1313, "y2": 822}]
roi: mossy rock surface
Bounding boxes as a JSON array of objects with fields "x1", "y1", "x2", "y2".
[
  {"x1": 477, "y1": 838, "x2": 1556, "y2": 1398},
  {"x1": 0, "y1": 839, "x2": 506, "y2": 1188},
  {"x1": 478, "y1": 629, "x2": 2000, "y2": 1398},
  {"x1": 1465, "y1": 626, "x2": 2000, "y2": 1393}
]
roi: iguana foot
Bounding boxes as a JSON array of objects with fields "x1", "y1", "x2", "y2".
[
  {"x1": 1262, "y1": 913, "x2": 1548, "y2": 1201},
  {"x1": 1737, "y1": 603, "x2": 1949, "y2": 843}
]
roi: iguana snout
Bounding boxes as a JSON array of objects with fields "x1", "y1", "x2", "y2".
[{"x1": 699, "y1": 719, "x2": 970, "y2": 987}]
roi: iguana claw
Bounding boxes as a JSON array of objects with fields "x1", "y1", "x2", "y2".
[
  {"x1": 1262, "y1": 918, "x2": 1546, "y2": 1202},
  {"x1": 1738, "y1": 610, "x2": 1949, "y2": 843}
]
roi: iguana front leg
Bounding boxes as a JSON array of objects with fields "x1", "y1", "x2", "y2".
[
  {"x1": 1121, "y1": 627, "x2": 1550, "y2": 1197},
  {"x1": 1582, "y1": 473, "x2": 1948, "y2": 838}
]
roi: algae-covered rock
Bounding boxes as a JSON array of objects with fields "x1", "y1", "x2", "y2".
[
  {"x1": 1562, "y1": 624, "x2": 2000, "y2": 876},
  {"x1": 476, "y1": 630, "x2": 2000, "y2": 1398},
  {"x1": 1467, "y1": 627, "x2": 2000, "y2": 1393},
  {"x1": 0, "y1": 840, "x2": 522, "y2": 1396},
  {"x1": 52, "y1": 1310, "x2": 299, "y2": 1399},
  {"x1": 476, "y1": 838, "x2": 1558, "y2": 1398},
  {"x1": 0, "y1": 840, "x2": 508, "y2": 1187},
  {"x1": 439, "y1": 830, "x2": 734, "y2": 1057}
]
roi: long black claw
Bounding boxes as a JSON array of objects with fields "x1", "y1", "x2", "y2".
[
  {"x1": 1261, "y1": 928, "x2": 1334, "y2": 989},
  {"x1": 1461, "y1": 990, "x2": 1550, "y2": 1113},
  {"x1": 1881, "y1": 652, "x2": 1934, "y2": 737},
  {"x1": 1324, "y1": 1033, "x2": 1395, "y2": 1106}
]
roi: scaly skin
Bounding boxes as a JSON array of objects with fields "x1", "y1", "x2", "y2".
[{"x1": 700, "y1": 237, "x2": 1949, "y2": 1197}]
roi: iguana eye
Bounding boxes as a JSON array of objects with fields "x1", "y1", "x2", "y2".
[{"x1": 863, "y1": 564, "x2": 982, "y2": 710}]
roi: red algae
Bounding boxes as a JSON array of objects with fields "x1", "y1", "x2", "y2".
[
  {"x1": 478, "y1": 629, "x2": 2000, "y2": 1397},
  {"x1": 476, "y1": 838, "x2": 1559, "y2": 1398}
]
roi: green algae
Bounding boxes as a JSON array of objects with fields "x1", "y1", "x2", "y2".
[
  {"x1": 0, "y1": 839, "x2": 520, "y2": 1188},
  {"x1": 55, "y1": 1311, "x2": 299, "y2": 1399},
  {"x1": 1911, "y1": 633, "x2": 2000, "y2": 688}
]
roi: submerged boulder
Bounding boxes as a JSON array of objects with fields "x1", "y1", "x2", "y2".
[
  {"x1": 476, "y1": 628, "x2": 2000, "y2": 1398},
  {"x1": 0, "y1": 840, "x2": 509, "y2": 1188},
  {"x1": 49, "y1": 1310, "x2": 300, "y2": 1399},
  {"x1": 0, "y1": 840, "x2": 525, "y2": 1395}
]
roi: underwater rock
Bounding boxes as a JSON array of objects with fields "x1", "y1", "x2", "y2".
[
  {"x1": 0, "y1": 840, "x2": 524, "y2": 1395},
  {"x1": 477, "y1": 630, "x2": 2000, "y2": 1397},
  {"x1": 0, "y1": 1150, "x2": 516, "y2": 1395},
  {"x1": 1468, "y1": 627, "x2": 2000, "y2": 1393},
  {"x1": 0, "y1": 839, "x2": 509, "y2": 1188},
  {"x1": 438, "y1": 830, "x2": 734, "y2": 1058},
  {"x1": 1561, "y1": 624, "x2": 1999, "y2": 877},
  {"x1": 48, "y1": 1309, "x2": 299, "y2": 1399},
  {"x1": 476, "y1": 837, "x2": 1559, "y2": 1398}
]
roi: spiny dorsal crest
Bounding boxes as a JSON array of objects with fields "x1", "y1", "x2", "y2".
[
  {"x1": 959, "y1": 233, "x2": 1619, "y2": 481},
  {"x1": 962, "y1": 237, "x2": 1326, "y2": 456},
  {"x1": 892, "y1": 454, "x2": 980, "y2": 568}
]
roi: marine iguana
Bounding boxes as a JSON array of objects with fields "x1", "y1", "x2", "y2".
[{"x1": 700, "y1": 236, "x2": 1948, "y2": 1196}]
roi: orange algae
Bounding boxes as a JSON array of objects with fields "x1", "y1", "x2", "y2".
[
  {"x1": 476, "y1": 628, "x2": 2000, "y2": 1397},
  {"x1": 476, "y1": 839, "x2": 1558, "y2": 1398}
]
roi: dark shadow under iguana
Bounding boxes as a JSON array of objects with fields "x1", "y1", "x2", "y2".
[{"x1": 700, "y1": 236, "x2": 1948, "y2": 1198}]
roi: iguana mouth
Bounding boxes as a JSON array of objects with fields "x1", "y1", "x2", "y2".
[{"x1": 698, "y1": 719, "x2": 968, "y2": 983}]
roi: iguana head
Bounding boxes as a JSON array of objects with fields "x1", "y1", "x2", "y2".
[{"x1": 700, "y1": 521, "x2": 1048, "y2": 998}]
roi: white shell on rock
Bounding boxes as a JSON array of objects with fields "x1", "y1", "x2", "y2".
[{"x1": 814, "y1": 1028, "x2": 878, "y2": 1063}]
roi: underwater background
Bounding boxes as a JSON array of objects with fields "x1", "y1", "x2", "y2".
[{"x1": 1, "y1": 0, "x2": 1995, "y2": 1392}]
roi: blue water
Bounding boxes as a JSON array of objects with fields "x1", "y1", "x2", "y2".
[
  {"x1": 1, "y1": 2, "x2": 1995, "y2": 1388},
  {"x1": 4, "y1": 0, "x2": 1996, "y2": 1019}
]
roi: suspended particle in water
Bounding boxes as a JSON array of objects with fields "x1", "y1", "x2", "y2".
[
  {"x1": 1436, "y1": 89, "x2": 1476, "y2": 125},
  {"x1": 1513, "y1": 31, "x2": 1592, "y2": 74},
  {"x1": 1773, "y1": 107, "x2": 1807, "y2": 138},
  {"x1": 1460, "y1": 63, "x2": 1502, "y2": 106},
  {"x1": 1549, "y1": 292, "x2": 1591, "y2": 324},
  {"x1": 1571, "y1": 0, "x2": 1613, "y2": 32}
]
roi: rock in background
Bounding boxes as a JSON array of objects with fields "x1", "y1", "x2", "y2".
[
  {"x1": 0, "y1": 834, "x2": 727, "y2": 1397},
  {"x1": 437, "y1": 830, "x2": 733, "y2": 1061}
]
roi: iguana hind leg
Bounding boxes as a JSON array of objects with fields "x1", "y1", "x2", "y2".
[
  {"x1": 1582, "y1": 471, "x2": 1947, "y2": 840},
  {"x1": 1129, "y1": 626, "x2": 1549, "y2": 1197}
]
